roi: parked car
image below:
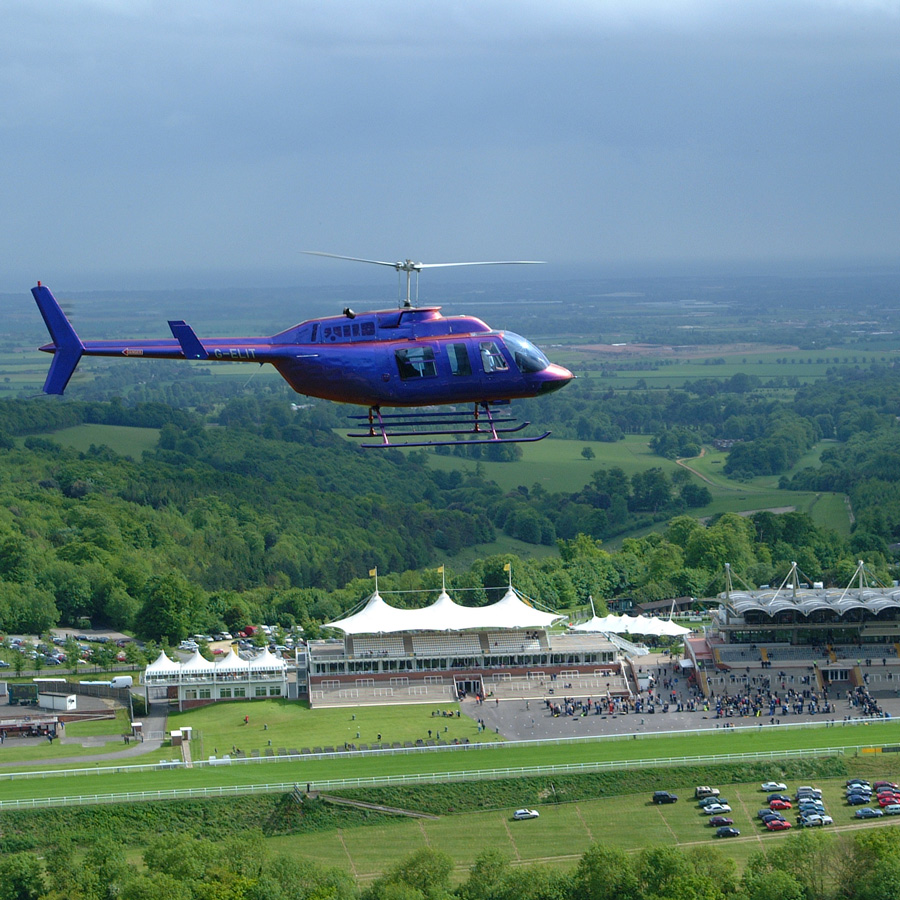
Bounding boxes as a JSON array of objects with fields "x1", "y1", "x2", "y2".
[
  {"x1": 847, "y1": 779, "x2": 871, "y2": 789},
  {"x1": 760, "y1": 813, "x2": 786, "y2": 825},
  {"x1": 766, "y1": 819, "x2": 792, "y2": 831},
  {"x1": 699, "y1": 796, "x2": 728, "y2": 808},
  {"x1": 848, "y1": 794, "x2": 873, "y2": 805},
  {"x1": 709, "y1": 816, "x2": 733, "y2": 827},
  {"x1": 800, "y1": 814, "x2": 833, "y2": 827},
  {"x1": 653, "y1": 792, "x2": 678, "y2": 804},
  {"x1": 716, "y1": 826, "x2": 740, "y2": 838},
  {"x1": 883, "y1": 804, "x2": 900, "y2": 815},
  {"x1": 874, "y1": 781, "x2": 898, "y2": 790},
  {"x1": 767, "y1": 793, "x2": 791, "y2": 803},
  {"x1": 856, "y1": 807, "x2": 885, "y2": 818},
  {"x1": 761, "y1": 781, "x2": 788, "y2": 792},
  {"x1": 695, "y1": 786, "x2": 720, "y2": 799},
  {"x1": 513, "y1": 808, "x2": 539, "y2": 820},
  {"x1": 769, "y1": 799, "x2": 792, "y2": 810},
  {"x1": 703, "y1": 803, "x2": 732, "y2": 815}
]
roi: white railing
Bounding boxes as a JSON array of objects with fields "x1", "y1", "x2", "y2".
[{"x1": 0, "y1": 746, "x2": 849, "y2": 811}]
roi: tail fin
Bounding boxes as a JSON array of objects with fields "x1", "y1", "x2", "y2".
[{"x1": 31, "y1": 283, "x2": 84, "y2": 395}]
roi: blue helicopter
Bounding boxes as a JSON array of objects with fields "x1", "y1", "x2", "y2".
[{"x1": 32, "y1": 253, "x2": 574, "y2": 448}]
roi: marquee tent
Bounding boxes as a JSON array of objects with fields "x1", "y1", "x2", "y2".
[
  {"x1": 327, "y1": 588, "x2": 564, "y2": 635},
  {"x1": 571, "y1": 614, "x2": 690, "y2": 637}
]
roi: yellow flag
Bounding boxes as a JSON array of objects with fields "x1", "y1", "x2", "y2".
[
  {"x1": 437, "y1": 565, "x2": 444, "y2": 574},
  {"x1": 503, "y1": 563, "x2": 511, "y2": 572},
  {"x1": 369, "y1": 568, "x2": 377, "y2": 577}
]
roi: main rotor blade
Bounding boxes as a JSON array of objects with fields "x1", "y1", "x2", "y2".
[
  {"x1": 415, "y1": 261, "x2": 545, "y2": 269},
  {"x1": 303, "y1": 251, "x2": 402, "y2": 269},
  {"x1": 305, "y1": 251, "x2": 545, "y2": 272}
]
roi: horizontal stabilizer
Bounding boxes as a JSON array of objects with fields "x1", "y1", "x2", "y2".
[
  {"x1": 168, "y1": 320, "x2": 210, "y2": 360},
  {"x1": 31, "y1": 283, "x2": 85, "y2": 395}
]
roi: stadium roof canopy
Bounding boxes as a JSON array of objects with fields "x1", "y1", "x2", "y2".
[
  {"x1": 326, "y1": 588, "x2": 564, "y2": 635},
  {"x1": 722, "y1": 587, "x2": 900, "y2": 619}
]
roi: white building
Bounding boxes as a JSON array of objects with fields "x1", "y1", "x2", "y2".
[{"x1": 141, "y1": 647, "x2": 288, "y2": 711}]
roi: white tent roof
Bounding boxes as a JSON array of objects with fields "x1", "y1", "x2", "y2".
[
  {"x1": 145, "y1": 650, "x2": 181, "y2": 675},
  {"x1": 571, "y1": 614, "x2": 690, "y2": 637},
  {"x1": 214, "y1": 648, "x2": 250, "y2": 672},
  {"x1": 327, "y1": 588, "x2": 563, "y2": 635},
  {"x1": 181, "y1": 649, "x2": 216, "y2": 673},
  {"x1": 247, "y1": 647, "x2": 287, "y2": 670}
]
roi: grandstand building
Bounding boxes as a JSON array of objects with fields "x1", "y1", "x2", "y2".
[
  {"x1": 693, "y1": 562, "x2": 900, "y2": 686},
  {"x1": 141, "y1": 647, "x2": 289, "y2": 711},
  {"x1": 710, "y1": 561, "x2": 900, "y2": 649},
  {"x1": 306, "y1": 587, "x2": 624, "y2": 707}
]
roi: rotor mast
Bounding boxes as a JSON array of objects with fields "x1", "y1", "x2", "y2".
[{"x1": 304, "y1": 251, "x2": 544, "y2": 308}]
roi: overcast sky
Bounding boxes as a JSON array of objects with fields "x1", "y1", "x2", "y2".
[{"x1": 2, "y1": 0, "x2": 899, "y2": 291}]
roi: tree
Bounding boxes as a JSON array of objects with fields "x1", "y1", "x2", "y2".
[
  {"x1": 571, "y1": 843, "x2": 639, "y2": 900},
  {"x1": 0, "y1": 853, "x2": 44, "y2": 900},
  {"x1": 136, "y1": 573, "x2": 198, "y2": 642},
  {"x1": 458, "y1": 849, "x2": 511, "y2": 900},
  {"x1": 581, "y1": 447, "x2": 595, "y2": 461}
]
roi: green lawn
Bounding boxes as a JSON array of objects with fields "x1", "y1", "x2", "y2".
[{"x1": 166, "y1": 699, "x2": 499, "y2": 761}]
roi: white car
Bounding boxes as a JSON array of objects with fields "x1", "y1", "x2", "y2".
[
  {"x1": 761, "y1": 782, "x2": 788, "y2": 792},
  {"x1": 513, "y1": 808, "x2": 540, "y2": 820},
  {"x1": 702, "y1": 803, "x2": 731, "y2": 815},
  {"x1": 801, "y1": 814, "x2": 833, "y2": 827}
]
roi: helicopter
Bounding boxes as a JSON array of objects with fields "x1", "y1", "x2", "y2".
[{"x1": 31, "y1": 254, "x2": 574, "y2": 448}]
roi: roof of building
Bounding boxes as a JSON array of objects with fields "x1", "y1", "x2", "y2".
[{"x1": 326, "y1": 588, "x2": 564, "y2": 635}]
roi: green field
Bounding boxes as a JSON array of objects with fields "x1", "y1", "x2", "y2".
[
  {"x1": 424, "y1": 436, "x2": 852, "y2": 544},
  {"x1": 41, "y1": 423, "x2": 161, "y2": 457}
]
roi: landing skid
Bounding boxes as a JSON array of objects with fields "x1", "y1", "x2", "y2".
[{"x1": 347, "y1": 403, "x2": 551, "y2": 448}]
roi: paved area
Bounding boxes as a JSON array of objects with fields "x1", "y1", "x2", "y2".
[{"x1": 462, "y1": 653, "x2": 900, "y2": 742}]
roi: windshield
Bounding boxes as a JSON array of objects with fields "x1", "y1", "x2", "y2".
[{"x1": 502, "y1": 332, "x2": 551, "y2": 373}]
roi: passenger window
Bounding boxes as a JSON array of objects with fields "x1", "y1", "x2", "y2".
[
  {"x1": 395, "y1": 346, "x2": 438, "y2": 379},
  {"x1": 479, "y1": 341, "x2": 508, "y2": 374},
  {"x1": 447, "y1": 343, "x2": 472, "y2": 376}
]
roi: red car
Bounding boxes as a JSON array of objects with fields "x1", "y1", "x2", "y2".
[
  {"x1": 769, "y1": 799, "x2": 792, "y2": 810},
  {"x1": 766, "y1": 819, "x2": 792, "y2": 831},
  {"x1": 709, "y1": 816, "x2": 734, "y2": 827},
  {"x1": 878, "y1": 795, "x2": 900, "y2": 807}
]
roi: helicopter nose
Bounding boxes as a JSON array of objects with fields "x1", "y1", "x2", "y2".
[{"x1": 537, "y1": 363, "x2": 574, "y2": 395}]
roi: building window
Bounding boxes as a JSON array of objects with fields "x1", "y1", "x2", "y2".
[
  {"x1": 234, "y1": 687, "x2": 246, "y2": 698},
  {"x1": 255, "y1": 686, "x2": 268, "y2": 697},
  {"x1": 199, "y1": 689, "x2": 211, "y2": 699},
  {"x1": 220, "y1": 688, "x2": 232, "y2": 698},
  {"x1": 269, "y1": 686, "x2": 282, "y2": 696}
]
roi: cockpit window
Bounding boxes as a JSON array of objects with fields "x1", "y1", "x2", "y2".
[
  {"x1": 502, "y1": 332, "x2": 551, "y2": 373},
  {"x1": 479, "y1": 341, "x2": 509, "y2": 374}
]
